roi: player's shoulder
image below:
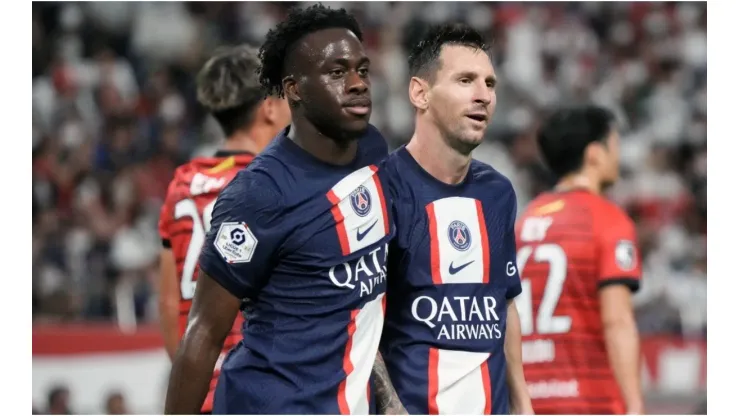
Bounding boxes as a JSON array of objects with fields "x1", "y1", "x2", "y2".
[
  {"x1": 470, "y1": 158, "x2": 516, "y2": 195},
  {"x1": 523, "y1": 190, "x2": 633, "y2": 227},
  {"x1": 218, "y1": 164, "x2": 286, "y2": 217},
  {"x1": 190, "y1": 152, "x2": 254, "y2": 172},
  {"x1": 518, "y1": 191, "x2": 567, "y2": 223},
  {"x1": 170, "y1": 158, "x2": 200, "y2": 183},
  {"x1": 170, "y1": 154, "x2": 250, "y2": 195},
  {"x1": 380, "y1": 146, "x2": 405, "y2": 172},
  {"x1": 569, "y1": 191, "x2": 633, "y2": 223},
  {"x1": 591, "y1": 194, "x2": 635, "y2": 230},
  {"x1": 379, "y1": 146, "x2": 420, "y2": 198},
  {"x1": 358, "y1": 123, "x2": 390, "y2": 162},
  {"x1": 593, "y1": 193, "x2": 629, "y2": 214},
  {"x1": 163, "y1": 159, "x2": 201, "y2": 201}
]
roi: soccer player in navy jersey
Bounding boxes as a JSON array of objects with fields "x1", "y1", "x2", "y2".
[
  {"x1": 164, "y1": 5, "x2": 404, "y2": 415},
  {"x1": 379, "y1": 24, "x2": 533, "y2": 414}
]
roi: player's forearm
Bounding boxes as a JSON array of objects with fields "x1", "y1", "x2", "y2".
[
  {"x1": 504, "y1": 301, "x2": 533, "y2": 414},
  {"x1": 604, "y1": 318, "x2": 644, "y2": 413},
  {"x1": 158, "y1": 300, "x2": 181, "y2": 360},
  {"x1": 164, "y1": 325, "x2": 223, "y2": 414},
  {"x1": 372, "y1": 352, "x2": 408, "y2": 415}
]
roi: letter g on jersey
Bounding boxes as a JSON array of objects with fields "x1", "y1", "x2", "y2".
[{"x1": 215, "y1": 222, "x2": 258, "y2": 263}]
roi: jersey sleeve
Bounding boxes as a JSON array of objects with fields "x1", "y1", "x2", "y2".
[
  {"x1": 158, "y1": 179, "x2": 178, "y2": 249},
  {"x1": 503, "y1": 186, "x2": 522, "y2": 300},
  {"x1": 198, "y1": 170, "x2": 287, "y2": 300},
  {"x1": 596, "y1": 206, "x2": 642, "y2": 292}
]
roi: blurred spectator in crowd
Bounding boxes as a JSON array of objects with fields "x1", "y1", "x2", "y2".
[
  {"x1": 104, "y1": 391, "x2": 129, "y2": 415},
  {"x1": 47, "y1": 385, "x2": 72, "y2": 415},
  {"x1": 32, "y1": 2, "x2": 706, "y2": 337}
]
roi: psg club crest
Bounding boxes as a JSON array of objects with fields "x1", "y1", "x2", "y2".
[
  {"x1": 350, "y1": 185, "x2": 372, "y2": 217},
  {"x1": 447, "y1": 220, "x2": 472, "y2": 251}
]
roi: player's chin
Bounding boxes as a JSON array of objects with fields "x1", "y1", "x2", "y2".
[
  {"x1": 339, "y1": 117, "x2": 371, "y2": 138},
  {"x1": 460, "y1": 131, "x2": 485, "y2": 148}
]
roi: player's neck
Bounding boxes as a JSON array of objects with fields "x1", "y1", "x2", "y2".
[
  {"x1": 221, "y1": 130, "x2": 266, "y2": 155},
  {"x1": 289, "y1": 119, "x2": 358, "y2": 166},
  {"x1": 555, "y1": 172, "x2": 602, "y2": 195},
  {"x1": 406, "y1": 129, "x2": 471, "y2": 186}
]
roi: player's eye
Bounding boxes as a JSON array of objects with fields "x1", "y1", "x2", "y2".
[
  {"x1": 330, "y1": 69, "x2": 345, "y2": 78},
  {"x1": 459, "y1": 77, "x2": 472, "y2": 84},
  {"x1": 358, "y1": 67, "x2": 369, "y2": 77}
]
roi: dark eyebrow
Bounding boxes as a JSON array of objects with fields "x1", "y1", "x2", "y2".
[{"x1": 329, "y1": 56, "x2": 371, "y2": 67}]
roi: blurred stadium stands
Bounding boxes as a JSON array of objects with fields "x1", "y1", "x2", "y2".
[{"x1": 32, "y1": 2, "x2": 706, "y2": 414}]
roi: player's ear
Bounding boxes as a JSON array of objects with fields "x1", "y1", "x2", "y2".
[
  {"x1": 283, "y1": 76, "x2": 300, "y2": 105},
  {"x1": 260, "y1": 97, "x2": 276, "y2": 124},
  {"x1": 261, "y1": 97, "x2": 290, "y2": 126},
  {"x1": 408, "y1": 76, "x2": 430, "y2": 111},
  {"x1": 584, "y1": 141, "x2": 607, "y2": 168}
]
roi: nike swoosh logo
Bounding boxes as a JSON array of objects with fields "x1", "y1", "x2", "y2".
[
  {"x1": 448, "y1": 260, "x2": 475, "y2": 275},
  {"x1": 357, "y1": 220, "x2": 378, "y2": 241}
]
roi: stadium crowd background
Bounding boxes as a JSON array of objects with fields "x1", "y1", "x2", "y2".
[{"x1": 32, "y1": 2, "x2": 706, "y2": 414}]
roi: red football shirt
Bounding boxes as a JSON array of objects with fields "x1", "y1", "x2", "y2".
[
  {"x1": 158, "y1": 151, "x2": 254, "y2": 413},
  {"x1": 514, "y1": 189, "x2": 642, "y2": 414}
]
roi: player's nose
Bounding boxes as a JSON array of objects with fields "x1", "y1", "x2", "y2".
[
  {"x1": 346, "y1": 70, "x2": 369, "y2": 95},
  {"x1": 473, "y1": 81, "x2": 492, "y2": 107}
]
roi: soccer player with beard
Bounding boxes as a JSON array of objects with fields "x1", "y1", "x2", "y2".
[
  {"x1": 164, "y1": 5, "x2": 404, "y2": 415},
  {"x1": 379, "y1": 24, "x2": 533, "y2": 415},
  {"x1": 515, "y1": 105, "x2": 644, "y2": 414},
  {"x1": 157, "y1": 44, "x2": 290, "y2": 414}
]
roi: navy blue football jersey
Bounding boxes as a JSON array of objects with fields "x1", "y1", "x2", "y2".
[
  {"x1": 198, "y1": 125, "x2": 394, "y2": 414},
  {"x1": 379, "y1": 146, "x2": 522, "y2": 415}
]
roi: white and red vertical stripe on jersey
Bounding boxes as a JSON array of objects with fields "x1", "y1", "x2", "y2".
[
  {"x1": 425, "y1": 197, "x2": 494, "y2": 414},
  {"x1": 326, "y1": 165, "x2": 390, "y2": 256},
  {"x1": 428, "y1": 348, "x2": 492, "y2": 414},
  {"x1": 426, "y1": 197, "x2": 490, "y2": 285},
  {"x1": 337, "y1": 293, "x2": 386, "y2": 415}
]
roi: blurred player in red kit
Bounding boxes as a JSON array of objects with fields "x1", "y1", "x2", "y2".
[
  {"x1": 157, "y1": 45, "x2": 290, "y2": 414},
  {"x1": 515, "y1": 105, "x2": 644, "y2": 414}
]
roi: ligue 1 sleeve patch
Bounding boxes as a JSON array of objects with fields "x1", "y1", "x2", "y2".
[
  {"x1": 615, "y1": 240, "x2": 637, "y2": 271},
  {"x1": 214, "y1": 222, "x2": 258, "y2": 264}
]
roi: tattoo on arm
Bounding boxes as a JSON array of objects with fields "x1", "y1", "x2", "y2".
[{"x1": 372, "y1": 352, "x2": 407, "y2": 415}]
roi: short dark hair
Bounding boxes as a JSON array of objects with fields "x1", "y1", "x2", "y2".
[
  {"x1": 408, "y1": 23, "x2": 489, "y2": 81},
  {"x1": 47, "y1": 385, "x2": 68, "y2": 407},
  {"x1": 536, "y1": 105, "x2": 617, "y2": 179},
  {"x1": 105, "y1": 391, "x2": 124, "y2": 406},
  {"x1": 196, "y1": 45, "x2": 264, "y2": 137},
  {"x1": 259, "y1": 4, "x2": 363, "y2": 97}
]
